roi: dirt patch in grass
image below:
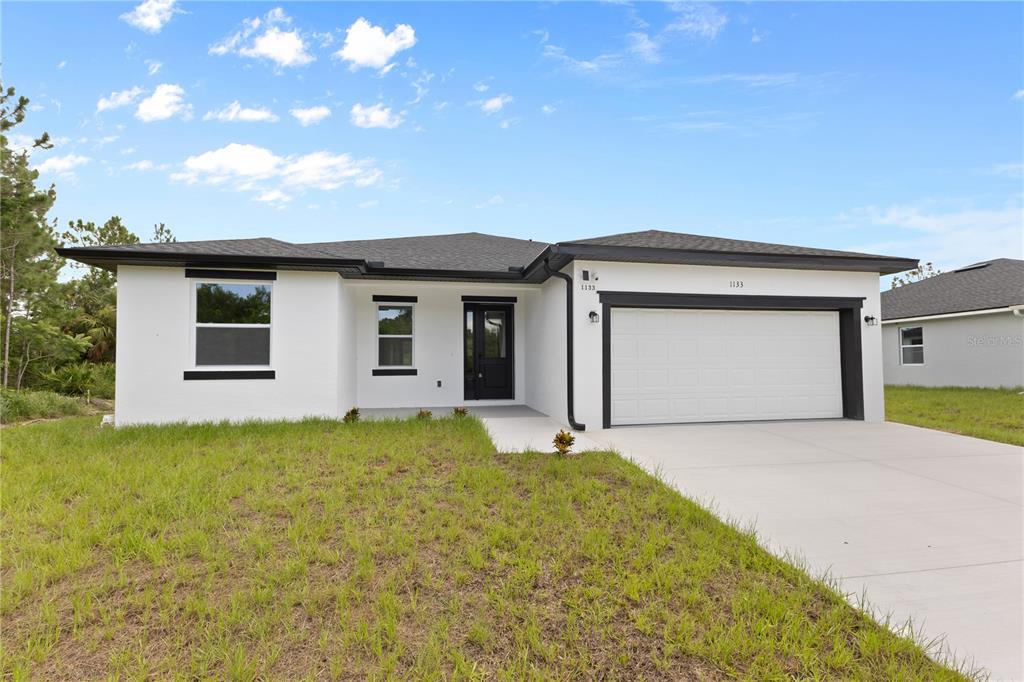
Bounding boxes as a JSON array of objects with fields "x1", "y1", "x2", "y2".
[{"x1": 2, "y1": 417, "x2": 972, "y2": 679}]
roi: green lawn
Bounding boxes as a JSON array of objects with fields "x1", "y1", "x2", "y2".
[
  {"x1": 2, "y1": 417, "x2": 970, "y2": 680},
  {"x1": 885, "y1": 385, "x2": 1024, "y2": 446}
]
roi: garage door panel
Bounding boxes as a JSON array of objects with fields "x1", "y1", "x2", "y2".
[{"x1": 610, "y1": 308, "x2": 843, "y2": 425}]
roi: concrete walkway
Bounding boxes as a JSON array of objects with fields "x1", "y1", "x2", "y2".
[{"x1": 478, "y1": 412, "x2": 1023, "y2": 681}]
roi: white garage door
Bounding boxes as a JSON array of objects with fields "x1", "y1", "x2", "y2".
[{"x1": 610, "y1": 308, "x2": 843, "y2": 425}]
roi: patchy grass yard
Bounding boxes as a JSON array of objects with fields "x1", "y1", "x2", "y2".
[
  {"x1": 2, "y1": 417, "x2": 969, "y2": 680},
  {"x1": 885, "y1": 385, "x2": 1024, "y2": 446},
  {"x1": 0, "y1": 388, "x2": 113, "y2": 425}
]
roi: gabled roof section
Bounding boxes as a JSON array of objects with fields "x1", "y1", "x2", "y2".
[
  {"x1": 303, "y1": 232, "x2": 548, "y2": 273},
  {"x1": 881, "y1": 258, "x2": 1024, "y2": 320}
]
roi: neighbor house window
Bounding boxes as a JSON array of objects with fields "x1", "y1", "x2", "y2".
[
  {"x1": 194, "y1": 282, "x2": 272, "y2": 366},
  {"x1": 378, "y1": 305, "x2": 413, "y2": 366},
  {"x1": 899, "y1": 326, "x2": 924, "y2": 365}
]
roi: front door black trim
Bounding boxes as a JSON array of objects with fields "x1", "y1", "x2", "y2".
[
  {"x1": 463, "y1": 302, "x2": 515, "y2": 400},
  {"x1": 461, "y1": 295, "x2": 518, "y2": 303},
  {"x1": 598, "y1": 292, "x2": 865, "y2": 428}
]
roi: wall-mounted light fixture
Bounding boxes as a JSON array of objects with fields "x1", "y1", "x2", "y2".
[
  {"x1": 863, "y1": 315, "x2": 878, "y2": 326},
  {"x1": 589, "y1": 311, "x2": 600, "y2": 323}
]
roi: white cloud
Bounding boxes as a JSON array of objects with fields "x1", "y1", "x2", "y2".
[
  {"x1": 684, "y1": 73, "x2": 799, "y2": 87},
  {"x1": 135, "y1": 83, "x2": 189, "y2": 122},
  {"x1": 1014, "y1": 89, "x2": 1024, "y2": 101},
  {"x1": 120, "y1": 0, "x2": 181, "y2": 33},
  {"x1": 980, "y1": 162, "x2": 1023, "y2": 179},
  {"x1": 357, "y1": 199, "x2": 378, "y2": 209},
  {"x1": 473, "y1": 81, "x2": 490, "y2": 93},
  {"x1": 542, "y1": 44, "x2": 622, "y2": 74},
  {"x1": 290, "y1": 105, "x2": 331, "y2": 126},
  {"x1": 146, "y1": 59, "x2": 163, "y2": 76},
  {"x1": 350, "y1": 102, "x2": 403, "y2": 129},
  {"x1": 97, "y1": 86, "x2": 145, "y2": 112},
  {"x1": 124, "y1": 159, "x2": 155, "y2": 171},
  {"x1": 95, "y1": 135, "x2": 120, "y2": 147},
  {"x1": 36, "y1": 154, "x2": 90, "y2": 177},
  {"x1": 120, "y1": 147, "x2": 137, "y2": 156},
  {"x1": 627, "y1": 32, "x2": 661, "y2": 64},
  {"x1": 498, "y1": 118, "x2": 520, "y2": 130},
  {"x1": 282, "y1": 151, "x2": 381, "y2": 189},
  {"x1": 7, "y1": 134, "x2": 38, "y2": 154},
  {"x1": 173, "y1": 143, "x2": 281, "y2": 185},
  {"x1": 256, "y1": 189, "x2": 291, "y2": 204},
  {"x1": 475, "y1": 194, "x2": 504, "y2": 209},
  {"x1": 666, "y1": 2, "x2": 728, "y2": 40},
  {"x1": 211, "y1": 8, "x2": 313, "y2": 68},
  {"x1": 477, "y1": 94, "x2": 512, "y2": 115},
  {"x1": 751, "y1": 28, "x2": 765, "y2": 44},
  {"x1": 336, "y1": 17, "x2": 416, "y2": 72},
  {"x1": 541, "y1": 104, "x2": 556, "y2": 115},
  {"x1": 241, "y1": 26, "x2": 314, "y2": 67},
  {"x1": 846, "y1": 199, "x2": 1024, "y2": 272},
  {"x1": 57, "y1": 60, "x2": 66, "y2": 69},
  {"x1": 203, "y1": 101, "x2": 279, "y2": 123},
  {"x1": 172, "y1": 143, "x2": 382, "y2": 197}
]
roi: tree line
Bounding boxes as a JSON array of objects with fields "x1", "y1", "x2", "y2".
[{"x1": 0, "y1": 82, "x2": 175, "y2": 396}]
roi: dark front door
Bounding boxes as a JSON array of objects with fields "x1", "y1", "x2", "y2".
[{"x1": 464, "y1": 303, "x2": 514, "y2": 400}]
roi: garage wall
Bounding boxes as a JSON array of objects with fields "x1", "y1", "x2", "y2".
[
  {"x1": 349, "y1": 280, "x2": 532, "y2": 409},
  {"x1": 882, "y1": 312, "x2": 1024, "y2": 388},
  {"x1": 115, "y1": 265, "x2": 343, "y2": 425},
  {"x1": 569, "y1": 260, "x2": 886, "y2": 426}
]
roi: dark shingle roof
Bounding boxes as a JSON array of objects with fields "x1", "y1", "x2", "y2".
[
  {"x1": 881, "y1": 258, "x2": 1024, "y2": 320},
  {"x1": 566, "y1": 229, "x2": 898, "y2": 260},
  {"x1": 90, "y1": 237, "x2": 334, "y2": 260},
  {"x1": 57, "y1": 229, "x2": 917, "y2": 278},
  {"x1": 302, "y1": 232, "x2": 549, "y2": 272}
]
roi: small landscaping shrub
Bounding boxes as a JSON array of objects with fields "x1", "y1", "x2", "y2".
[
  {"x1": 343, "y1": 407, "x2": 360, "y2": 423},
  {"x1": 553, "y1": 429, "x2": 575, "y2": 456},
  {"x1": 452, "y1": 406, "x2": 469, "y2": 417},
  {"x1": 416, "y1": 409, "x2": 433, "y2": 419}
]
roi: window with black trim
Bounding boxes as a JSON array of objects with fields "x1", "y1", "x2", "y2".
[
  {"x1": 377, "y1": 304, "x2": 413, "y2": 366},
  {"x1": 899, "y1": 326, "x2": 924, "y2": 365},
  {"x1": 194, "y1": 282, "x2": 272, "y2": 366}
]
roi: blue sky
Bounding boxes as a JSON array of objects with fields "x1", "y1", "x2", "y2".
[{"x1": 5, "y1": 1, "x2": 1023, "y2": 274}]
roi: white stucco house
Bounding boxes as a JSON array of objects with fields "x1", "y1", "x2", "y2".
[
  {"x1": 881, "y1": 258, "x2": 1024, "y2": 388},
  {"x1": 58, "y1": 230, "x2": 917, "y2": 428}
]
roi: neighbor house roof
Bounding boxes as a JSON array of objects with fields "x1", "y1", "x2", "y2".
[
  {"x1": 881, "y1": 258, "x2": 1024, "y2": 320},
  {"x1": 56, "y1": 228, "x2": 918, "y2": 281}
]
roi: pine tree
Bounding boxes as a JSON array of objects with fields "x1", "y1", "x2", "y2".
[{"x1": 0, "y1": 83, "x2": 60, "y2": 387}]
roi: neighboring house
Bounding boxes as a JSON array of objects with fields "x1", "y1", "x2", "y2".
[
  {"x1": 880, "y1": 258, "x2": 1024, "y2": 389},
  {"x1": 58, "y1": 230, "x2": 916, "y2": 428}
]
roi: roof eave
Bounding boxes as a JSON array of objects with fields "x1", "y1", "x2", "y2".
[
  {"x1": 54, "y1": 247, "x2": 364, "y2": 273},
  {"x1": 552, "y1": 243, "x2": 918, "y2": 275}
]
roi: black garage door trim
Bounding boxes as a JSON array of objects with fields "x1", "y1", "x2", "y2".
[{"x1": 598, "y1": 292, "x2": 865, "y2": 428}]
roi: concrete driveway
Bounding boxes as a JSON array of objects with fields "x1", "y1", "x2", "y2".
[{"x1": 481, "y1": 410, "x2": 1023, "y2": 680}]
